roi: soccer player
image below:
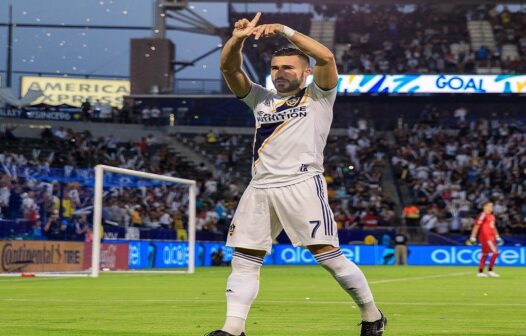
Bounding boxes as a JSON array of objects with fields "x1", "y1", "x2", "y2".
[
  {"x1": 469, "y1": 202, "x2": 502, "y2": 277},
  {"x1": 206, "y1": 12, "x2": 386, "y2": 336}
]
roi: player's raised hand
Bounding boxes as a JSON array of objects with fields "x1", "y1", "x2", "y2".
[
  {"x1": 253, "y1": 23, "x2": 284, "y2": 40},
  {"x1": 232, "y1": 12, "x2": 261, "y2": 39}
]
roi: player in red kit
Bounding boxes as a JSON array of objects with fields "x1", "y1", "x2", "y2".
[{"x1": 468, "y1": 202, "x2": 503, "y2": 277}]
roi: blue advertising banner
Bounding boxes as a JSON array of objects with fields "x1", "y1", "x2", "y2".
[
  {"x1": 125, "y1": 242, "x2": 526, "y2": 269},
  {"x1": 128, "y1": 241, "x2": 274, "y2": 269},
  {"x1": 272, "y1": 245, "x2": 383, "y2": 265},
  {"x1": 128, "y1": 241, "x2": 153, "y2": 269},
  {"x1": 266, "y1": 74, "x2": 526, "y2": 94},
  {"x1": 153, "y1": 242, "x2": 191, "y2": 268},
  {"x1": 407, "y1": 246, "x2": 526, "y2": 266}
]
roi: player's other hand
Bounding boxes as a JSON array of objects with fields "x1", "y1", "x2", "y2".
[
  {"x1": 253, "y1": 23, "x2": 284, "y2": 40},
  {"x1": 496, "y1": 236, "x2": 504, "y2": 246},
  {"x1": 232, "y1": 12, "x2": 261, "y2": 39},
  {"x1": 466, "y1": 237, "x2": 476, "y2": 245}
]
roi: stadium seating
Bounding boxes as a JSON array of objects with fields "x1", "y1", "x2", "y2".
[
  {"x1": 228, "y1": 5, "x2": 526, "y2": 78},
  {"x1": 391, "y1": 116, "x2": 526, "y2": 237}
]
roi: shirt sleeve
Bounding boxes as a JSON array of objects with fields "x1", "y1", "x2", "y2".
[
  {"x1": 475, "y1": 212, "x2": 485, "y2": 226},
  {"x1": 241, "y1": 83, "x2": 272, "y2": 111},
  {"x1": 308, "y1": 81, "x2": 337, "y2": 105}
]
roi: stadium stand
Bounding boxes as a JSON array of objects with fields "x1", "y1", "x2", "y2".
[
  {"x1": 226, "y1": 4, "x2": 526, "y2": 79},
  {"x1": 2, "y1": 4, "x2": 526, "y2": 248},
  {"x1": 391, "y1": 111, "x2": 526, "y2": 240}
]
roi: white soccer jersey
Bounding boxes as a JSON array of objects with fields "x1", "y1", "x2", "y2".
[{"x1": 242, "y1": 81, "x2": 337, "y2": 188}]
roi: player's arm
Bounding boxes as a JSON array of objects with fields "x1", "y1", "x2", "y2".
[
  {"x1": 468, "y1": 214, "x2": 483, "y2": 243},
  {"x1": 253, "y1": 24, "x2": 338, "y2": 90},
  {"x1": 44, "y1": 217, "x2": 52, "y2": 231},
  {"x1": 220, "y1": 12, "x2": 261, "y2": 98},
  {"x1": 469, "y1": 224, "x2": 480, "y2": 242},
  {"x1": 493, "y1": 220, "x2": 503, "y2": 245}
]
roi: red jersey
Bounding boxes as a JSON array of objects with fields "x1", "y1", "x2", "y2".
[{"x1": 475, "y1": 212, "x2": 497, "y2": 239}]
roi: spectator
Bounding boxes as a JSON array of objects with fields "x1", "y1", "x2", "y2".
[
  {"x1": 402, "y1": 204, "x2": 420, "y2": 227},
  {"x1": 141, "y1": 106, "x2": 151, "y2": 127},
  {"x1": 211, "y1": 247, "x2": 226, "y2": 266},
  {"x1": 150, "y1": 106, "x2": 161, "y2": 126},
  {"x1": 394, "y1": 228, "x2": 409, "y2": 265},
  {"x1": 81, "y1": 99, "x2": 91, "y2": 121},
  {"x1": 53, "y1": 127, "x2": 67, "y2": 140},
  {"x1": 92, "y1": 100, "x2": 102, "y2": 120},
  {"x1": 44, "y1": 210, "x2": 66, "y2": 240}
]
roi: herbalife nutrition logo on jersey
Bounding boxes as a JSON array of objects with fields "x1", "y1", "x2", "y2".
[{"x1": 256, "y1": 106, "x2": 307, "y2": 123}]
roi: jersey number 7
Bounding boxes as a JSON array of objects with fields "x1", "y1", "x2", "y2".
[{"x1": 309, "y1": 220, "x2": 321, "y2": 238}]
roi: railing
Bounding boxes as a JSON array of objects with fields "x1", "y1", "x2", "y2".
[{"x1": 175, "y1": 78, "x2": 225, "y2": 94}]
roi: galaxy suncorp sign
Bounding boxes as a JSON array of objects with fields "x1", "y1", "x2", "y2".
[{"x1": 265, "y1": 74, "x2": 526, "y2": 94}]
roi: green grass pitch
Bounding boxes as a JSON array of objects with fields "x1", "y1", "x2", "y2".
[{"x1": 0, "y1": 265, "x2": 525, "y2": 335}]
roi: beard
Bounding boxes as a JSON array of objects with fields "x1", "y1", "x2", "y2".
[{"x1": 273, "y1": 77, "x2": 302, "y2": 94}]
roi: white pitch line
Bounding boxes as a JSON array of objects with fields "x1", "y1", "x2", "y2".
[
  {"x1": 369, "y1": 271, "x2": 473, "y2": 284},
  {"x1": 0, "y1": 270, "x2": 473, "y2": 286},
  {"x1": 0, "y1": 297, "x2": 524, "y2": 307}
]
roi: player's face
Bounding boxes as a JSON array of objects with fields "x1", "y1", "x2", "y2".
[
  {"x1": 484, "y1": 202, "x2": 494, "y2": 213},
  {"x1": 270, "y1": 55, "x2": 311, "y2": 95}
]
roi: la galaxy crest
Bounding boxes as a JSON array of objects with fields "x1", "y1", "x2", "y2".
[
  {"x1": 228, "y1": 223, "x2": 236, "y2": 236},
  {"x1": 285, "y1": 96, "x2": 300, "y2": 107}
]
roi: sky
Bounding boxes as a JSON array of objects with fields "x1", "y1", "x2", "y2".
[
  {"x1": 0, "y1": 0, "x2": 229, "y2": 93},
  {"x1": 0, "y1": 0, "x2": 313, "y2": 94}
]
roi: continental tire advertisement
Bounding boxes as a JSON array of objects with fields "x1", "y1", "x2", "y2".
[
  {"x1": 20, "y1": 76, "x2": 130, "y2": 108},
  {"x1": 0, "y1": 241, "x2": 85, "y2": 273}
]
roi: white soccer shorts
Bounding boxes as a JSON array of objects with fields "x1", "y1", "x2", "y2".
[{"x1": 226, "y1": 175, "x2": 339, "y2": 254}]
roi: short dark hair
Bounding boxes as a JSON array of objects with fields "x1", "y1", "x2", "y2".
[{"x1": 272, "y1": 47, "x2": 310, "y2": 65}]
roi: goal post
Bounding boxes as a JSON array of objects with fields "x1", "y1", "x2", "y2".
[
  {"x1": 0, "y1": 165, "x2": 196, "y2": 277},
  {"x1": 91, "y1": 164, "x2": 197, "y2": 277}
]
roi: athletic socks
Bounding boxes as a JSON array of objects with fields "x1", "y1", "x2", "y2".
[
  {"x1": 479, "y1": 253, "x2": 488, "y2": 272},
  {"x1": 222, "y1": 251, "x2": 263, "y2": 335},
  {"x1": 488, "y1": 253, "x2": 499, "y2": 271},
  {"x1": 222, "y1": 248, "x2": 382, "y2": 335},
  {"x1": 314, "y1": 249, "x2": 382, "y2": 322}
]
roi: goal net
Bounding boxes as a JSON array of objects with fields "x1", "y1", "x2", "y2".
[{"x1": 0, "y1": 165, "x2": 196, "y2": 277}]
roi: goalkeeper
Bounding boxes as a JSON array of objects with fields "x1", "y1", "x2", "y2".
[{"x1": 467, "y1": 202, "x2": 503, "y2": 277}]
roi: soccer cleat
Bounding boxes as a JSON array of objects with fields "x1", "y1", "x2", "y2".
[
  {"x1": 487, "y1": 271, "x2": 500, "y2": 277},
  {"x1": 477, "y1": 272, "x2": 489, "y2": 278},
  {"x1": 204, "y1": 330, "x2": 246, "y2": 336},
  {"x1": 359, "y1": 311, "x2": 387, "y2": 336}
]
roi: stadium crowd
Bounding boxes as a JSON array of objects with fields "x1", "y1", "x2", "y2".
[
  {"x1": 0, "y1": 120, "x2": 402, "y2": 243},
  {"x1": 391, "y1": 109, "x2": 526, "y2": 236},
  {"x1": 0, "y1": 127, "x2": 243, "y2": 242},
  {"x1": 334, "y1": 4, "x2": 473, "y2": 74},
  {"x1": 2, "y1": 4, "x2": 526, "y2": 244},
  {"x1": 228, "y1": 4, "x2": 526, "y2": 79},
  {"x1": 2, "y1": 108, "x2": 526, "y2": 243},
  {"x1": 324, "y1": 125, "x2": 398, "y2": 232}
]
